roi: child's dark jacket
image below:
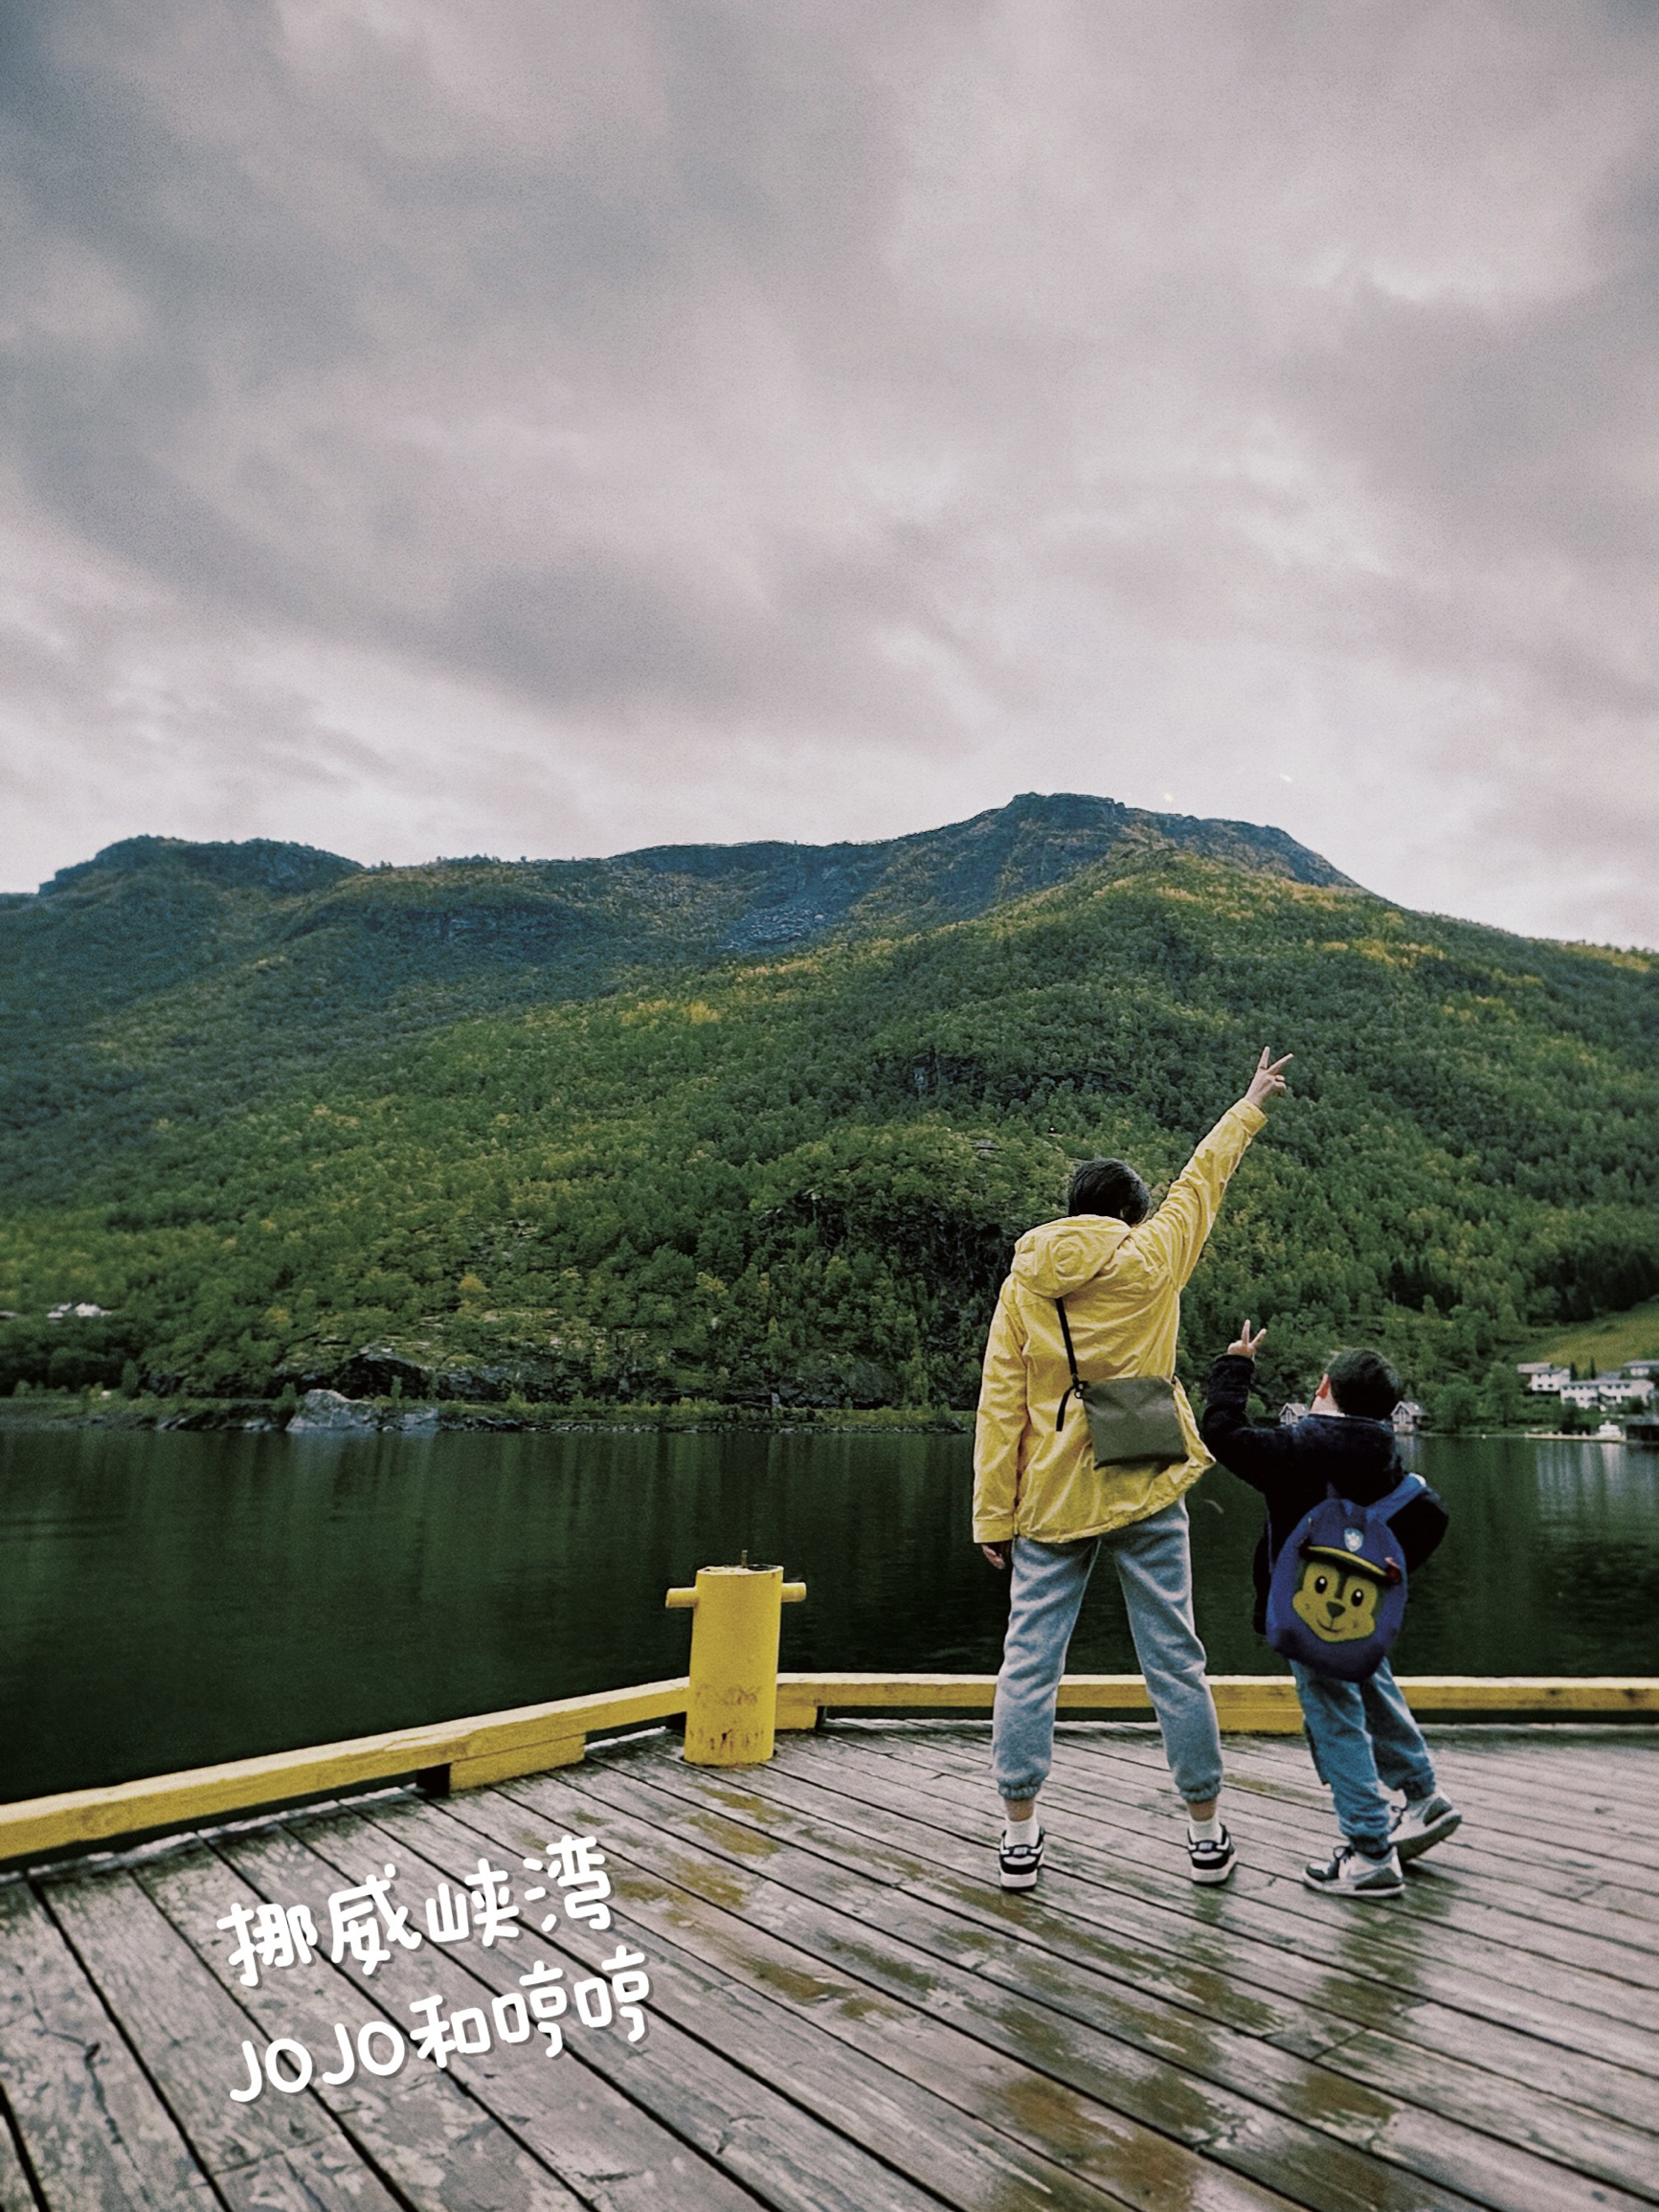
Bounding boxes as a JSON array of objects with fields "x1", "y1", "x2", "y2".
[{"x1": 1200, "y1": 1354, "x2": 1449, "y2": 1634}]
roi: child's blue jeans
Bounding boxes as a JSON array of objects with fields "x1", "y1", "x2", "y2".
[
  {"x1": 1289, "y1": 1657, "x2": 1438, "y2": 1853},
  {"x1": 991, "y1": 1499, "x2": 1224, "y2": 1805}
]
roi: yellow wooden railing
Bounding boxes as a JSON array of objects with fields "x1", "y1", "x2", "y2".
[
  {"x1": 5, "y1": 1674, "x2": 1654, "y2": 1867},
  {"x1": 778, "y1": 1673, "x2": 1659, "y2": 1732},
  {"x1": 1, "y1": 1557, "x2": 1653, "y2": 1866}
]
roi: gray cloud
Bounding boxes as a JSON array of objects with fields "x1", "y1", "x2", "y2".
[{"x1": 2, "y1": 0, "x2": 1657, "y2": 943}]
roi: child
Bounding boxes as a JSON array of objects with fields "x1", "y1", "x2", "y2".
[{"x1": 1200, "y1": 1321, "x2": 1460, "y2": 1899}]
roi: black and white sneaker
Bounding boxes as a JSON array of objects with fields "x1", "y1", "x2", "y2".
[
  {"x1": 1186, "y1": 1825, "x2": 1237, "y2": 1885},
  {"x1": 1303, "y1": 1841, "x2": 1403, "y2": 1900},
  {"x1": 998, "y1": 1826, "x2": 1045, "y2": 1891},
  {"x1": 1389, "y1": 1793, "x2": 1462, "y2": 1862}
]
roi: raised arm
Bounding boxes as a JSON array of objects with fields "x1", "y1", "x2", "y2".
[
  {"x1": 1199, "y1": 1321, "x2": 1294, "y2": 1492},
  {"x1": 1126, "y1": 1049, "x2": 1289, "y2": 1289}
]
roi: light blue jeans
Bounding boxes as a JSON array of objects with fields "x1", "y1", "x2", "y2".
[
  {"x1": 991, "y1": 1500, "x2": 1224, "y2": 1804},
  {"x1": 1289, "y1": 1658, "x2": 1437, "y2": 1854}
]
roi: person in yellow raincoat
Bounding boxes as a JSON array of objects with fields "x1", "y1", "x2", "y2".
[{"x1": 974, "y1": 1047, "x2": 1292, "y2": 1891}]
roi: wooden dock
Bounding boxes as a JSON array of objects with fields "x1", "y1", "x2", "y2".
[{"x1": 3, "y1": 1719, "x2": 1657, "y2": 2212}]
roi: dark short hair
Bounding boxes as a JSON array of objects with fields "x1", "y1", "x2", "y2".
[
  {"x1": 1068, "y1": 1157, "x2": 1151, "y2": 1224},
  {"x1": 1325, "y1": 1348, "x2": 1402, "y2": 1420}
]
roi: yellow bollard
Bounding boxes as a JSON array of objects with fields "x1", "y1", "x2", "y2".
[{"x1": 664, "y1": 1564, "x2": 807, "y2": 1765}]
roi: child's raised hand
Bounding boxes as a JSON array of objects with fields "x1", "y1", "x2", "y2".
[{"x1": 1228, "y1": 1319, "x2": 1267, "y2": 1358}]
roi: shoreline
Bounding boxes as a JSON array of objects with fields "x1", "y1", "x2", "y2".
[
  {"x1": 1, "y1": 1394, "x2": 1647, "y2": 1444},
  {"x1": 0, "y1": 1390, "x2": 976, "y2": 1436}
]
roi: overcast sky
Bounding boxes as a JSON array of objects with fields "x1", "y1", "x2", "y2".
[{"x1": 2, "y1": 2, "x2": 1656, "y2": 944}]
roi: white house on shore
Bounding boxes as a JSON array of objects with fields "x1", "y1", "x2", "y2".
[
  {"x1": 1517, "y1": 1362, "x2": 1572, "y2": 1394},
  {"x1": 1558, "y1": 1375, "x2": 1656, "y2": 1411},
  {"x1": 1600, "y1": 1373, "x2": 1655, "y2": 1405},
  {"x1": 1516, "y1": 1361, "x2": 1655, "y2": 1409}
]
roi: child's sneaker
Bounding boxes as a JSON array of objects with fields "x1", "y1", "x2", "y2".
[
  {"x1": 998, "y1": 1825, "x2": 1045, "y2": 1891},
  {"x1": 1303, "y1": 1841, "x2": 1403, "y2": 1900},
  {"x1": 1389, "y1": 1793, "x2": 1462, "y2": 1862},
  {"x1": 1186, "y1": 1824, "x2": 1237, "y2": 1885}
]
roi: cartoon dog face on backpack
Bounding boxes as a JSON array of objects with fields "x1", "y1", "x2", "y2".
[{"x1": 1290, "y1": 1556, "x2": 1384, "y2": 1643}]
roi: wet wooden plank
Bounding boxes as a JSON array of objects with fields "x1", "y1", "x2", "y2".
[
  {"x1": 722, "y1": 1734, "x2": 1659, "y2": 2126},
  {"x1": 43, "y1": 1866, "x2": 391, "y2": 2212},
  {"x1": 696, "y1": 1737, "x2": 1659, "y2": 2146},
  {"x1": 562, "y1": 1747, "x2": 1659, "y2": 2212},
  {"x1": 480, "y1": 1765, "x2": 1533, "y2": 2212},
  {"x1": 349, "y1": 1796, "x2": 1268, "y2": 2212},
  {"x1": 1205, "y1": 1727, "x2": 1659, "y2": 1873},
  {"x1": 0, "y1": 2097, "x2": 40, "y2": 2212},
  {"x1": 1041, "y1": 1731, "x2": 1659, "y2": 1982},
  {"x1": 768, "y1": 1728, "x2": 1659, "y2": 2079},
  {"x1": 720, "y1": 1757, "x2": 1403, "y2": 2036},
  {"x1": 0, "y1": 1877, "x2": 216, "y2": 2211},
  {"x1": 1213, "y1": 1727, "x2": 1659, "y2": 1851},
  {"x1": 1097, "y1": 1727, "x2": 1659, "y2": 1932},
  {"x1": 1419, "y1": 1727, "x2": 1659, "y2": 1787},
  {"x1": 841, "y1": 1736, "x2": 1659, "y2": 2126},
  {"x1": 284, "y1": 1798, "x2": 959, "y2": 2212},
  {"x1": 890, "y1": 1736, "x2": 1659, "y2": 2052},
  {"x1": 617, "y1": 1738, "x2": 1659, "y2": 2148},
  {"x1": 212, "y1": 1817, "x2": 764, "y2": 2212},
  {"x1": 6, "y1": 1723, "x2": 1655, "y2": 2212},
  {"x1": 800, "y1": 1725, "x2": 1659, "y2": 2052},
  {"x1": 617, "y1": 1742, "x2": 1427, "y2": 2039},
  {"x1": 81, "y1": 1842, "x2": 574, "y2": 2212},
  {"x1": 1030, "y1": 1731, "x2": 1659, "y2": 1981},
  {"x1": 453, "y1": 1774, "x2": 1376, "y2": 2212},
  {"x1": 852, "y1": 1725, "x2": 1659, "y2": 2029}
]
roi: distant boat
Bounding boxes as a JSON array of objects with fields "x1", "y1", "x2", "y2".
[{"x1": 1595, "y1": 1421, "x2": 1624, "y2": 1440}]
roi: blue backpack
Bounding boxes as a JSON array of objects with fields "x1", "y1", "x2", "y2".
[{"x1": 1265, "y1": 1469, "x2": 1427, "y2": 1682}]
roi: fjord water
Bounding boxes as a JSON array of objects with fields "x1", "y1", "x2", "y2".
[{"x1": 2, "y1": 1427, "x2": 1654, "y2": 1802}]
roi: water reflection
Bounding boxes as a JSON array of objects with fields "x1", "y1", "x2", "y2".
[
  {"x1": 1401, "y1": 1433, "x2": 1659, "y2": 1682},
  {"x1": 0, "y1": 1426, "x2": 1654, "y2": 1801}
]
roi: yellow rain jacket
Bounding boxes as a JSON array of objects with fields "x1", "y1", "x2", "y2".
[{"x1": 973, "y1": 1099, "x2": 1267, "y2": 1545}]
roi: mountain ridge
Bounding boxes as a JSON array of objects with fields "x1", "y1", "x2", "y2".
[
  {"x1": 28, "y1": 791, "x2": 1355, "y2": 922},
  {"x1": 0, "y1": 793, "x2": 1366, "y2": 1118},
  {"x1": 0, "y1": 796, "x2": 1652, "y2": 1415}
]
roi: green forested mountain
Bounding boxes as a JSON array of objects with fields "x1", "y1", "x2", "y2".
[{"x1": 1, "y1": 795, "x2": 1653, "y2": 1418}]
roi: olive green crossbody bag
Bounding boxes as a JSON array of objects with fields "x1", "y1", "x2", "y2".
[{"x1": 1054, "y1": 1298, "x2": 1188, "y2": 1469}]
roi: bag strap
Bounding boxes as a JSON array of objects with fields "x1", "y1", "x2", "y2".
[
  {"x1": 1054, "y1": 1298, "x2": 1083, "y2": 1433},
  {"x1": 1372, "y1": 1470, "x2": 1426, "y2": 1522}
]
